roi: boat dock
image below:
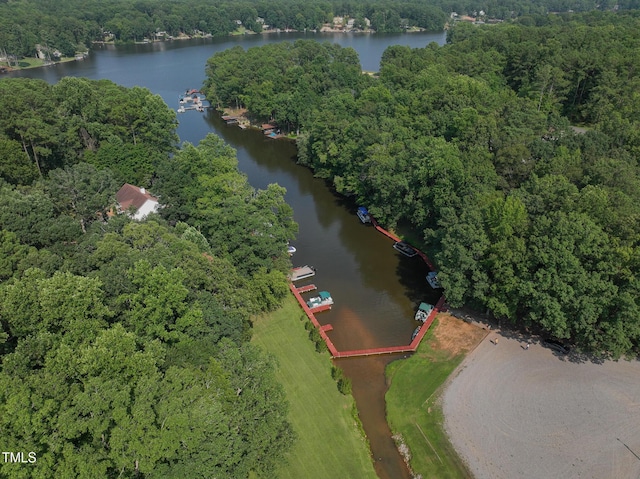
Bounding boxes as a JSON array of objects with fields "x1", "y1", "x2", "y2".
[
  {"x1": 296, "y1": 284, "x2": 317, "y2": 293},
  {"x1": 288, "y1": 210, "x2": 444, "y2": 359},
  {"x1": 290, "y1": 265, "x2": 316, "y2": 281},
  {"x1": 309, "y1": 304, "x2": 332, "y2": 314},
  {"x1": 290, "y1": 281, "x2": 445, "y2": 359},
  {"x1": 289, "y1": 283, "x2": 339, "y2": 357}
]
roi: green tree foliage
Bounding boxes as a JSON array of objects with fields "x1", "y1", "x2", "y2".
[
  {"x1": 0, "y1": 78, "x2": 177, "y2": 182},
  {"x1": 204, "y1": 41, "x2": 364, "y2": 132},
  {"x1": 154, "y1": 134, "x2": 298, "y2": 281},
  {"x1": 0, "y1": 78, "x2": 297, "y2": 477},
  {"x1": 45, "y1": 162, "x2": 118, "y2": 233}
]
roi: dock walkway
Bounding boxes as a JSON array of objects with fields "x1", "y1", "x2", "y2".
[{"x1": 296, "y1": 284, "x2": 317, "y2": 294}]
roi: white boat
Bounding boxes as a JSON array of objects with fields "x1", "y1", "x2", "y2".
[
  {"x1": 306, "y1": 291, "x2": 333, "y2": 308},
  {"x1": 426, "y1": 271, "x2": 442, "y2": 289},
  {"x1": 287, "y1": 245, "x2": 297, "y2": 255},
  {"x1": 414, "y1": 302, "x2": 434, "y2": 323}
]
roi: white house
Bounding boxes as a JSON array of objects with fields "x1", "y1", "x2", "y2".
[{"x1": 115, "y1": 183, "x2": 160, "y2": 220}]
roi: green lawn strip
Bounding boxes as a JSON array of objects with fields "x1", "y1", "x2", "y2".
[
  {"x1": 385, "y1": 320, "x2": 471, "y2": 478},
  {"x1": 252, "y1": 296, "x2": 377, "y2": 479}
]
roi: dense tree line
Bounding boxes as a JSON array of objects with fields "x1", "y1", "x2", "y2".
[
  {"x1": 0, "y1": 77, "x2": 177, "y2": 185},
  {"x1": 0, "y1": 78, "x2": 297, "y2": 477},
  {"x1": 3, "y1": 0, "x2": 632, "y2": 60},
  {"x1": 205, "y1": 12, "x2": 640, "y2": 358},
  {"x1": 204, "y1": 41, "x2": 368, "y2": 133}
]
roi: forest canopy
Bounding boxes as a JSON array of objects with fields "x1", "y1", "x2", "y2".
[
  {"x1": 0, "y1": 78, "x2": 297, "y2": 478},
  {"x1": 204, "y1": 12, "x2": 640, "y2": 358}
]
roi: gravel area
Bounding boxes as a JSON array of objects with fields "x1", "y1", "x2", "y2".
[{"x1": 443, "y1": 331, "x2": 640, "y2": 479}]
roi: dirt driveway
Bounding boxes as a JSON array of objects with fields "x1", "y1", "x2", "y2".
[{"x1": 442, "y1": 330, "x2": 640, "y2": 479}]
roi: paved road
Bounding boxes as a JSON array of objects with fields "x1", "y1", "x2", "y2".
[{"x1": 443, "y1": 332, "x2": 640, "y2": 479}]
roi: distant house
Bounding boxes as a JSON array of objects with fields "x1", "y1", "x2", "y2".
[{"x1": 115, "y1": 183, "x2": 160, "y2": 220}]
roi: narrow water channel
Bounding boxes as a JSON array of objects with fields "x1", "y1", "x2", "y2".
[
  {"x1": 206, "y1": 113, "x2": 441, "y2": 479},
  {"x1": 12, "y1": 32, "x2": 447, "y2": 479}
]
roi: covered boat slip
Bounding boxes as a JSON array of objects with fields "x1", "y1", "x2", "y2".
[
  {"x1": 306, "y1": 291, "x2": 334, "y2": 308},
  {"x1": 414, "y1": 302, "x2": 434, "y2": 322},
  {"x1": 289, "y1": 265, "x2": 316, "y2": 281}
]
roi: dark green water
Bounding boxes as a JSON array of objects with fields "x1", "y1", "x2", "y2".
[{"x1": 12, "y1": 31, "x2": 446, "y2": 479}]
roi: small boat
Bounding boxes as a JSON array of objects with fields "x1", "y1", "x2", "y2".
[
  {"x1": 426, "y1": 271, "x2": 442, "y2": 289},
  {"x1": 393, "y1": 241, "x2": 418, "y2": 258},
  {"x1": 177, "y1": 106, "x2": 185, "y2": 113},
  {"x1": 306, "y1": 291, "x2": 333, "y2": 308},
  {"x1": 356, "y1": 206, "x2": 371, "y2": 223},
  {"x1": 414, "y1": 302, "x2": 434, "y2": 323},
  {"x1": 411, "y1": 325, "x2": 421, "y2": 341},
  {"x1": 287, "y1": 245, "x2": 297, "y2": 255}
]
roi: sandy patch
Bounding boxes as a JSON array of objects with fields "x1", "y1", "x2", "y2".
[
  {"x1": 442, "y1": 331, "x2": 640, "y2": 479},
  {"x1": 430, "y1": 313, "x2": 488, "y2": 357}
]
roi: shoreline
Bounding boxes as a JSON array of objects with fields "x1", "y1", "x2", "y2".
[{"x1": 4, "y1": 28, "x2": 441, "y2": 73}]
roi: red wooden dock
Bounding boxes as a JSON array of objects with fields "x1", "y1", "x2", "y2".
[
  {"x1": 309, "y1": 304, "x2": 332, "y2": 314},
  {"x1": 289, "y1": 283, "x2": 445, "y2": 359},
  {"x1": 288, "y1": 213, "x2": 444, "y2": 358},
  {"x1": 296, "y1": 284, "x2": 317, "y2": 293},
  {"x1": 332, "y1": 296, "x2": 445, "y2": 358},
  {"x1": 289, "y1": 283, "x2": 339, "y2": 357}
]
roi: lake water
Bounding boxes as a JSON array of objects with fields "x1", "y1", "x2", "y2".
[{"x1": 11, "y1": 30, "x2": 447, "y2": 479}]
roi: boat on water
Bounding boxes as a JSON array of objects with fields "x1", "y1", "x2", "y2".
[
  {"x1": 178, "y1": 89, "x2": 208, "y2": 113},
  {"x1": 306, "y1": 291, "x2": 333, "y2": 308},
  {"x1": 414, "y1": 302, "x2": 434, "y2": 322},
  {"x1": 356, "y1": 206, "x2": 371, "y2": 223},
  {"x1": 287, "y1": 245, "x2": 297, "y2": 255},
  {"x1": 426, "y1": 271, "x2": 442, "y2": 289},
  {"x1": 393, "y1": 241, "x2": 418, "y2": 258},
  {"x1": 411, "y1": 325, "x2": 421, "y2": 341},
  {"x1": 290, "y1": 265, "x2": 316, "y2": 281}
]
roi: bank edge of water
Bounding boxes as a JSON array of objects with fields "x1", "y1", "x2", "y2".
[
  {"x1": 385, "y1": 316, "x2": 486, "y2": 478},
  {"x1": 251, "y1": 296, "x2": 378, "y2": 479}
]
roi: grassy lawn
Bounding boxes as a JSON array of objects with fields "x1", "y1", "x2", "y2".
[
  {"x1": 385, "y1": 319, "x2": 472, "y2": 478},
  {"x1": 252, "y1": 296, "x2": 377, "y2": 479}
]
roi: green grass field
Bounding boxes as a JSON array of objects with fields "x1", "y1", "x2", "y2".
[
  {"x1": 385, "y1": 320, "x2": 471, "y2": 478},
  {"x1": 252, "y1": 296, "x2": 378, "y2": 479}
]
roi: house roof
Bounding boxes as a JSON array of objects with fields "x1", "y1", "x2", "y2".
[{"x1": 116, "y1": 183, "x2": 158, "y2": 212}]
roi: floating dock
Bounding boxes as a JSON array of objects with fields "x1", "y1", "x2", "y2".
[
  {"x1": 296, "y1": 284, "x2": 317, "y2": 293},
  {"x1": 309, "y1": 304, "x2": 332, "y2": 314},
  {"x1": 290, "y1": 265, "x2": 316, "y2": 281},
  {"x1": 290, "y1": 281, "x2": 445, "y2": 359}
]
